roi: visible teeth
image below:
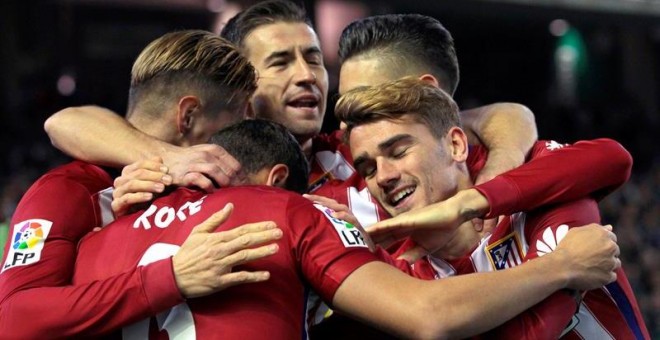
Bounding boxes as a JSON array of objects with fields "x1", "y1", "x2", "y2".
[
  {"x1": 392, "y1": 187, "x2": 415, "y2": 204},
  {"x1": 291, "y1": 100, "x2": 317, "y2": 108}
]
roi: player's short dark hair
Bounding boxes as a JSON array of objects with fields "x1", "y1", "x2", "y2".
[
  {"x1": 209, "y1": 119, "x2": 309, "y2": 194},
  {"x1": 338, "y1": 14, "x2": 459, "y2": 95},
  {"x1": 220, "y1": 0, "x2": 311, "y2": 50}
]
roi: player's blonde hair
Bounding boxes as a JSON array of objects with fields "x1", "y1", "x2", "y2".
[
  {"x1": 335, "y1": 77, "x2": 460, "y2": 142},
  {"x1": 128, "y1": 30, "x2": 256, "y2": 118}
]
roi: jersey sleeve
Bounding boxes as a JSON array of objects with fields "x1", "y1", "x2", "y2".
[
  {"x1": 0, "y1": 172, "x2": 183, "y2": 337},
  {"x1": 474, "y1": 139, "x2": 632, "y2": 218},
  {"x1": 288, "y1": 198, "x2": 378, "y2": 303},
  {"x1": 479, "y1": 198, "x2": 600, "y2": 339},
  {"x1": 0, "y1": 258, "x2": 183, "y2": 337}
]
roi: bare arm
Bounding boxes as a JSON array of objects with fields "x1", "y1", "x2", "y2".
[
  {"x1": 333, "y1": 224, "x2": 619, "y2": 339},
  {"x1": 44, "y1": 106, "x2": 173, "y2": 167},
  {"x1": 44, "y1": 106, "x2": 241, "y2": 188},
  {"x1": 460, "y1": 103, "x2": 537, "y2": 184}
]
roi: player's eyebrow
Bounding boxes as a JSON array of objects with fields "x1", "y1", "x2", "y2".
[{"x1": 352, "y1": 134, "x2": 413, "y2": 171}]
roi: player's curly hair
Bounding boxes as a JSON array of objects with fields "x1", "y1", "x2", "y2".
[
  {"x1": 335, "y1": 77, "x2": 460, "y2": 143},
  {"x1": 128, "y1": 30, "x2": 256, "y2": 119}
]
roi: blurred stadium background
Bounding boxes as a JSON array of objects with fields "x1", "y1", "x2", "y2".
[{"x1": 0, "y1": 0, "x2": 657, "y2": 336}]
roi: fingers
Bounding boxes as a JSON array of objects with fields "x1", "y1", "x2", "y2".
[
  {"x1": 188, "y1": 145, "x2": 242, "y2": 187},
  {"x1": 214, "y1": 220, "x2": 279, "y2": 242},
  {"x1": 190, "y1": 203, "x2": 234, "y2": 234},
  {"x1": 331, "y1": 211, "x2": 360, "y2": 227},
  {"x1": 220, "y1": 241, "x2": 280, "y2": 268},
  {"x1": 366, "y1": 220, "x2": 411, "y2": 241},
  {"x1": 111, "y1": 192, "x2": 153, "y2": 216},
  {"x1": 112, "y1": 158, "x2": 172, "y2": 216},
  {"x1": 162, "y1": 144, "x2": 242, "y2": 189},
  {"x1": 472, "y1": 218, "x2": 484, "y2": 232},
  {"x1": 120, "y1": 156, "x2": 167, "y2": 177},
  {"x1": 198, "y1": 144, "x2": 241, "y2": 178},
  {"x1": 218, "y1": 271, "x2": 271, "y2": 289},
  {"x1": 303, "y1": 194, "x2": 349, "y2": 212},
  {"x1": 219, "y1": 228, "x2": 283, "y2": 256},
  {"x1": 181, "y1": 172, "x2": 215, "y2": 192},
  {"x1": 114, "y1": 172, "x2": 170, "y2": 197}
]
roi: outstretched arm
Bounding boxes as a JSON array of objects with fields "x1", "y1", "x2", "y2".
[
  {"x1": 44, "y1": 106, "x2": 241, "y2": 188},
  {"x1": 460, "y1": 102, "x2": 537, "y2": 184},
  {"x1": 334, "y1": 223, "x2": 619, "y2": 339},
  {"x1": 475, "y1": 138, "x2": 633, "y2": 218}
]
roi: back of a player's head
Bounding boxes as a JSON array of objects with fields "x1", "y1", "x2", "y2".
[
  {"x1": 338, "y1": 14, "x2": 459, "y2": 95},
  {"x1": 335, "y1": 77, "x2": 460, "y2": 142},
  {"x1": 208, "y1": 119, "x2": 309, "y2": 194},
  {"x1": 221, "y1": 0, "x2": 311, "y2": 51},
  {"x1": 127, "y1": 30, "x2": 257, "y2": 120}
]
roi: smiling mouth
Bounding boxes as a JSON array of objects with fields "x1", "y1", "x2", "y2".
[
  {"x1": 389, "y1": 186, "x2": 416, "y2": 206},
  {"x1": 288, "y1": 98, "x2": 319, "y2": 109}
]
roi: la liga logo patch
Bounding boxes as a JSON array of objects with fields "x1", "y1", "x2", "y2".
[
  {"x1": 313, "y1": 204, "x2": 367, "y2": 248},
  {"x1": 2, "y1": 219, "x2": 52, "y2": 272}
]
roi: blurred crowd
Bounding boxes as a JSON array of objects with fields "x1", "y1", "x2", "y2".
[{"x1": 601, "y1": 162, "x2": 660, "y2": 337}]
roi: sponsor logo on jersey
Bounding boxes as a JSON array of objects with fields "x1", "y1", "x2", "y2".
[
  {"x1": 2, "y1": 219, "x2": 53, "y2": 272},
  {"x1": 486, "y1": 232, "x2": 523, "y2": 270},
  {"x1": 313, "y1": 204, "x2": 367, "y2": 248},
  {"x1": 536, "y1": 224, "x2": 569, "y2": 257},
  {"x1": 545, "y1": 140, "x2": 568, "y2": 151}
]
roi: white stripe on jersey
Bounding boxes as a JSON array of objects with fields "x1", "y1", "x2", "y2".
[
  {"x1": 348, "y1": 187, "x2": 380, "y2": 228},
  {"x1": 573, "y1": 299, "x2": 615, "y2": 339},
  {"x1": 315, "y1": 150, "x2": 354, "y2": 180},
  {"x1": 98, "y1": 187, "x2": 115, "y2": 227}
]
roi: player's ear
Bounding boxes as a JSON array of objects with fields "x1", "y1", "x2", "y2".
[
  {"x1": 244, "y1": 100, "x2": 256, "y2": 119},
  {"x1": 176, "y1": 96, "x2": 201, "y2": 134},
  {"x1": 266, "y1": 164, "x2": 289, "y2": 189},
  {"x1": 447, "y1": 126, "x2": 469, "y2": 162},
  {"x1": 418, "y1": 74, "x2": 440, "y2": 88}
]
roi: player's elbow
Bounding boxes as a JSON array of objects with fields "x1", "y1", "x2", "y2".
[
  {"x1": 44, "y1": 107, "x2": 75, "y2": 148},
  {"x1": 600, "y1": 138, "x2": 633, "y2": 185}
]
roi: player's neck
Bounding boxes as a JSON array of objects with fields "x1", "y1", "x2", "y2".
[
  {"x1": 300, "y1": 138, "x2": 313, "y2": 160},
  {"x1": 432, "y1": 222, "x2": 481, "y2": 260},
  {"x1": 128, "y1": 111, "x2": 177, "y2": 144}
]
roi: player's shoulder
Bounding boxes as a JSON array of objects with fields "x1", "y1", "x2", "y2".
[{"x1": 33, "y1": 160, "x2": 113, "y2": 190}]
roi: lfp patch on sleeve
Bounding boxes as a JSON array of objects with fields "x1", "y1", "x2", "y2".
[
  {"x1": 313, "y1": 204, "x2": 368, "y2": 248},
  {"x1": 2, "y1": 219, "x2": 53, "y2": 273}
]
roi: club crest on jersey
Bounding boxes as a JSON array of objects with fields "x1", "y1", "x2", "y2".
[
  {"x1": 486, "y1": 232, "x2": 523, "y2": 270},
  {"x1": 2, "y1": 219, "x2": 53, "y2": 272},
  {"x1": 313, "y1": 204, "x2": 367, "y2": 248}
]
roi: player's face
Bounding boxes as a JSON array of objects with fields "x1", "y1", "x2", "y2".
[
  {"x1": 243, "y1": 22, "x2": 328, "y2": 144},
  {"x1": 349, "y1": 117, "x2": 459, "y2": 216},
  {"x1": 338, "y1": 57, "x2": 394, "y2": 95}
]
